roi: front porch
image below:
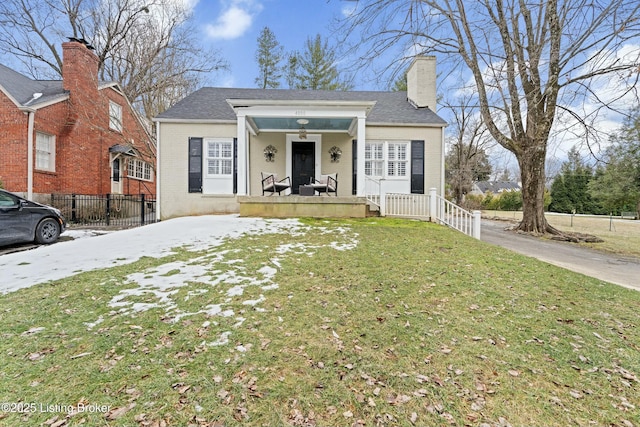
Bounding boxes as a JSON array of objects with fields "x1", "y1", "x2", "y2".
[
  {"x1": 238, "y1": 188, "x2": 482, "y2": 240},
  {"x1": 238, "y1": 195, "x2": 374, "y2": 218}
]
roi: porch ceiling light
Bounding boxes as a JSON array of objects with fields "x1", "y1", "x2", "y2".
[{"x1": 297, "y1": 118, "x2": 308, "y2": 139}]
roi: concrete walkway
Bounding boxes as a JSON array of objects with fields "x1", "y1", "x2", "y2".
[{"x1": 481, "y1": 219, "x2": 640, "y2": 291}]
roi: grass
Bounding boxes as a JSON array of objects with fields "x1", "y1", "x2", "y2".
[
  {"x1": 1, "y1": 217, "x2": 639, "y2": 426},
  {"x1": 486, "y1": 210, "x2": 640, "y2": 258}
]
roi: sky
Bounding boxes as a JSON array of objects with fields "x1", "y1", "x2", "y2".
[
  {"x1": 1, "y1": 0, "x2": 636, "y2": 176},
  {"x1": 190, "y1": 0, "x2": 361, "y2": 89},
  {"x1": 183, "y1": 0, "x2": 638, "y2": 176}
]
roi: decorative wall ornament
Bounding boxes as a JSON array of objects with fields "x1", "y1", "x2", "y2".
[
  {"x1": 329, "y1": 146, "x2": 342, "y2": 163},
  {"x1": 264, "y1": 145, "x2": 277, "y2": 162},
  {"x1": 297, "y1": 118, "x2": 308, "y2": 140}
]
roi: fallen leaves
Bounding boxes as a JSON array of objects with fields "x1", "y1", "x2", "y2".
[
  {"x1": 21, "y1": 326, "x2": 45, "y2": 336},
  {"x1": 26, "y1": 347, "x2": 55, "y2": 361},
  {"x1": 105, "y1": 402, "x2": 136, "y2": 421}
]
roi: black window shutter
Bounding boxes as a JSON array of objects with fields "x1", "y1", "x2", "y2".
[
  {"x1": 352, "y1": 139, "x2": 357, "y2": 195},
  {"x1": 411, "y1": 140, "x2": 425, "y2": 194},
  {"x1": 188, "y1": 137, "x2": 203, "y2": 193},
  {"x1": 233, "y1": 138, "x2": 238, "y2": 194}
]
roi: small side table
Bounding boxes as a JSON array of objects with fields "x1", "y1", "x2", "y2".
[{"x1": 299, "y1": 185, "x2": 315, "y2": 196}]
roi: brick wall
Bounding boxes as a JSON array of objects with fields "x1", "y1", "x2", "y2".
[
  {"x1": 1, "y1": 41, "x2": 156, "y2": 197},
  {"x1": 0, "y1": 92, "x2": 28, "y2": 191}
]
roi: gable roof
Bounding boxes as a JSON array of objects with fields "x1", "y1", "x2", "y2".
[
  {"x1": 0, "y1": 63, "x2": 122, "y2": 110},
  {"x1": 0, "y1": 63, "x2": 67, "y2": 108},
  {"x1": 475, "y1": 181, "x2": 521, "y2": 193},
  {"x1": 154, "y1": 87, "x2": 447, "y2": 126}
]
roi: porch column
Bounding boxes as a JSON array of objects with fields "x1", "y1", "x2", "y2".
[
  {"x1": 236, "y1": 113, "x2": 248, "y2": 195},
  {"x1": 356, "y1": 114, "x2": 366, "y2": 196}
]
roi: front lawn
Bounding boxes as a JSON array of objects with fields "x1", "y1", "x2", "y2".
[{"x1": 1, "y1": 218, "x2": 638, "y2": 426}]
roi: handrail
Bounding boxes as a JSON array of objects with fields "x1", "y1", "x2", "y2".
[
  {"x1": 380, "y1": 188, "x2": 481, "y2": 239},
  {"x1": 364, "y1": 176, "x2": 381, "y2": 207},
  {"x1": 432, "y1": 194, "x2": 480, "y2": 239}
]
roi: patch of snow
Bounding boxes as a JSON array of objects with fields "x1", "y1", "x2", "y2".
[
  {"x1": 227, "y1": 285, "x2": 244, "y2": 296},
  {"x1": 0, "y1": 215, "x2": 301, "y2": 294},
  {"x1": 84, "y1": 316, "x2": 104, "y2": 330},
  {"x1": 243, "y1": 294, "x2": 265, "y2": 306},
  {"x1": 1, "y1": 214, "x2": 360, "y2": 350},
  {"x1": 208, "y1": 331, "x2": 231, "y2": 346}
]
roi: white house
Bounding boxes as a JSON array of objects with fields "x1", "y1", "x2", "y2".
[{"x1": 153, "y1": 56, "x2": 447, "y2": 219}]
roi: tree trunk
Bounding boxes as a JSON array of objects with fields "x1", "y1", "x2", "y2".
[{"x1": 516, "y1": 144, "x2": 558, "y2": 234}]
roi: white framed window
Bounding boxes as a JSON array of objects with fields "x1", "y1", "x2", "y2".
[
  {"x1": 127, "y1": 159, "x2": 153, "y2": 181},
  {"x1": 206, "y1": 140, "x2": 233, "y2": 176},
  {"x1": 109, "y1": 101, "x2": 123, "y2": 132},
  {"x1": 35, "y1": 132, "x2": 55, "y2": 172},
  {"x1": 365, "y1": 142, "x2": 384, "y2": 177},
  {"x1": 365, "y1": 141, "x2": 409, "y2": 178},
  {"x1": 387, "y1": 143, "x2": 408, "y2": 177},
  {"x1": 143, "y1": 162, "x2": 152, "y2": 181}
]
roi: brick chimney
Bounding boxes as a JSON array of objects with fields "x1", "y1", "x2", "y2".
[
  {"x1": 62, "y1": 41, "x2": 99, "y2": 94},
  {"x1": 407, "y1": 56, "x2": 437, "y2": 111}
]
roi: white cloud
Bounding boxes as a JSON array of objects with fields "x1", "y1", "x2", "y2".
[
  {"x1": 205, "y1": 0, "x2": 262, "y2": 40},
  {"x1": 341, "y1": 4, "x2": 356, "y2": 18}
]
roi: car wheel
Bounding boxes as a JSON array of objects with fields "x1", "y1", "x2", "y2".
[{"x1": 35, "y1": 218, "x2": 61, "y2": 244}]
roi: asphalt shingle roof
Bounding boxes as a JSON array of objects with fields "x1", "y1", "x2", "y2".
[
  {"x1": 475, "y1": 181, "x2": 521, "y2": 193},
  {"x1": 0, "y1": 63, "x2": 66, "y2": 107},
  {"x1": 155, "y1": 87, "x2": 447, "y2": 126}
]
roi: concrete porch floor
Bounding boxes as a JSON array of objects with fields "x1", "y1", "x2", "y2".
[{"x1": 237, "y1": 195, "x2": 371, "y2": 218}]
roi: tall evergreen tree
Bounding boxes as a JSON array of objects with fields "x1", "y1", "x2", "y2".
[
  {"x1": 589, "y1": 107, "x2": 640, "y2": 216},
  {"x1": 285, "y1": 51, "x2": 300, "y2": 89},
  {"x1": 391, "y1": 70, "x2": 407, "y2": 91},
  {"x1": 293, "y1": 34, "x2": 351, "y2": 90},
  {"x1": 549, "y1": 146, "x2": 601, "y2": 214},
  {"x1": 254, "y1": 26, "x2": 283, "y2": 89}
]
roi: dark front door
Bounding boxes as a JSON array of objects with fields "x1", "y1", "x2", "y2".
[
  {"x1": 291, "y1": 141, "x2": 315, "y2": 194},
  {"x1": 112, "y1": 158, "x2": 120, "y2": 182}
]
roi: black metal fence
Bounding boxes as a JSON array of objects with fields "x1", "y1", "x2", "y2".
[{"x1": 50, "y1": 194, "x2": 157, "y2": 228}]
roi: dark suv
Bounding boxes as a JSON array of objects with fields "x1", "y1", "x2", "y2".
[{"x1": 0, "y1": 189, "x2": 67, "y2": 246}]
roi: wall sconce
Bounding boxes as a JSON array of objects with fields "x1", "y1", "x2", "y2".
[
  {"x1": 297, "y1": 119, "x2": 308, "y2": 139},
  {"x1": 264, "y1": 144, "x2": 277, "y2": 162},
  {"x1": 329, "y1": 146, "x2": 342, "y2": 163}
]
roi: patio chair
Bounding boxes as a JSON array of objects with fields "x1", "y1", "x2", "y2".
[
  {"x1": 261, "y1": 172, "x2": 291, "y2": 195},
  {"x1": 310, "y1": 173, "x2": 338, "y2": 196}
]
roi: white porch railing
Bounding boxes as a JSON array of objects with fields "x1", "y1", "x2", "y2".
[
  {"x1": 430, "y1": 190, "x2": 481, "y2": 239},
  {"x1": 369, "y1": 182, "x2": 480, "y2": 239},
  {"x1": 364, "y1": 176, "x2": 381, "y2": 208}
]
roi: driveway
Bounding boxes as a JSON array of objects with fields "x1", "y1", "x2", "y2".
[{"x1": 481, "y1": 219, "x2": 640, "y2": 291}]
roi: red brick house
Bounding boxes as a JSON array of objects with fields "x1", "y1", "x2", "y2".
[{"x1": 0, "y1": 40, "x2": 155, "y2": 201}]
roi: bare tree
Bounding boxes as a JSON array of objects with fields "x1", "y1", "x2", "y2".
[
  {"x1": 444, "y1": 95, "x2": 494, "y2": 205},
  {"x1": 339, "y1": 0, "x2": 640, "y2": 234},
  {"x1": 0, "y1": 0, "x2": 226, "y2": 121}
]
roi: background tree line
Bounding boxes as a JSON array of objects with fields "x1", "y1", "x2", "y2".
[
  {"x1": 550, "y1": 106, "x2": 640, "y2": 216},
  {"x1": 451, "y1": 105, "x2": 640, "y2": 217},
  {"x1": 255, "y1": 27, "x2": 351, "y2": 91}
]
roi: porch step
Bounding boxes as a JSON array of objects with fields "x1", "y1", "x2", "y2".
[{"x1": 366, "y1": 203, "x2": 380, "y2": 217}]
